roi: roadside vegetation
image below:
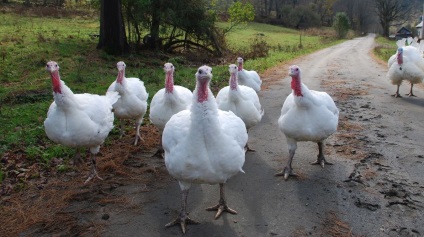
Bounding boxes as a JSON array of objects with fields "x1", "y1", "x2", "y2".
[{"x1": 373, "y1": 36, "x2": 397, "y2": 62}]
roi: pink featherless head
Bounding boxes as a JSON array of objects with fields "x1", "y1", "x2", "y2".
[
  {"x1": 164, "y1": 62, "x2": 175, "y2": 93},
  {"x1": 163, "y1": 62, "x2": 174, "y2": 73},
  {"x1": 195, "y1": 65, "x2": 212, "y2": 103},
  {"x1": 46, "y1": 61, "x2": 62, "y2": 94},
  {"x1": 116, "y1": 61, "x2": 126, "y2": 84},
  {"x1": 289, "y1": 65, "x2": 301, "y2": 77},
  {"x1": 237, "y1": 57, "x2": 243, "y2": 71},
  {"x1": 117, "y1": 61, "x2": 126, "y2": 71},
  {"x1": 46, "y1": 61, "x2": 59, "y2": 72}
]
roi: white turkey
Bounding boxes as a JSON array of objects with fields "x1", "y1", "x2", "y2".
[
  {"x1": 236, "y1": 57, "x2": 262, "y2": 92},
  {"x1": 44, "y1": 61, "x2": 119, "y2": 184},
  {"x1": 107, "y1": 61, "x2": 148, "y2": 145},
  {"x1": 216, "y1": 64, "x2": 264, "y2": 151},
  {"x1": 277, "y1": 65, "x2": 339, "y2": 180},
  {"x1": 162, "y1": 65, "x2": 247, "y2": 233},
  {"x1": 387, "y1": 46, "x2": 424, "y2": 97},
  {"x1": 149, "y1": 63, "x2": 192, "y2": 155}
]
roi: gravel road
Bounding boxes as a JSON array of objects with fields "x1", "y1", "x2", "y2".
[{"x1": 85, "y1": 34, "x2": 424, "y2": 237}]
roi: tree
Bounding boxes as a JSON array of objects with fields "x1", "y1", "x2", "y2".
[
  {"x1": 374, "y1": 0, "x2": 411, "y2": 38},
  {"x1": 312, "y1": 0, "x2": 337, "y2": 26},
  {"x1": 333, "y1": 12, "x2": 350, "y2": 39},
  {"x1": 224, "y1": 1, "x2": 255, "y2": 34},
  {"x1": 97, "y1": 0, "x2": 129, "y2": 55},
  {"x1": 286, "y1": 5, "x2": 321, "y2": 29}
]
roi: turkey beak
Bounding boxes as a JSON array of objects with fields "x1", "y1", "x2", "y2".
[{"x1": 46, "y1": 65, "x2": 55, "y2": 72}]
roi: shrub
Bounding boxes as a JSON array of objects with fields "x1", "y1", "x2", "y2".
[{"x1": 333, "y1": 12, "x2": 350, "y2": 39}]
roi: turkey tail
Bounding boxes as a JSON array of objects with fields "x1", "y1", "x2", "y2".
[{"x1": 106, "y1": 91, "x2": 120, "y2": 105}]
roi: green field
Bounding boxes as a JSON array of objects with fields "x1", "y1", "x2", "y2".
[
  {"x1": 0, "y1": 12, "x2": 343, "y2": 182},
  {"x1": 373, "y1": 36, "x2": 397, "y2": 62}
]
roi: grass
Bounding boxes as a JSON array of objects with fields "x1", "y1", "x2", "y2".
[
  {"x1": 0, "y1": 10, "x2": 343, "y2": 188},
  {"x1": 373, "y1": 36, "x2": 396, "y2": 62},
  {"x1": 222, "y1": 22, "x2": 344, "y2": 72}
]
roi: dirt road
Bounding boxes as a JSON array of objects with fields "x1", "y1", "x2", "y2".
[
  {"x1": 101, "y1": 34, "x2": 424, "y2": 236},
  {"x1": 21, "y1": 34, "x2": 424, "y2": 237}
]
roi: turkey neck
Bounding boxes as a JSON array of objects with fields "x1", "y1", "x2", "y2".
[
  {"x1": 291, "y1": 75, "x2": 303, "y2": 97},
  {"x1": 397, "y1": 50, "x2": 403, "y2": 66},
  {"x1": 196, "y1": 78, "x2": 209, "y2": 103},
  {"x1": 230, "y1": 71, "x2": 238, "y2": 90},
  {"x1": 116, "y1": 69, "x2": 125, "y2": 85},
  {"x1": 192, "y1": 77, "x2": 220, "y2": 133},
  {"x1": 165, "y1": 71, "x2": 174, "y2": 94},
  {"x1": 238, "y1": 62, "x2": 243, "y2": 71},
  {"x1": 50, "y1": 70, "x2": 62, "y2": 94}
]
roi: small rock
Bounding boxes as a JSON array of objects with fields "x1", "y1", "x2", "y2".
[{"x1": 102, "y1": 214, "x2": 110, "y2": 220}]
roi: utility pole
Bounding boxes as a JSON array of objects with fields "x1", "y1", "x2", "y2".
[{"x1": 421, "y1": 1, "x2": 424, "y2": 40}]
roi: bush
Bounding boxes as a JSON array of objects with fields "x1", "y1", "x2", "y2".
[
  {"x1": 237, "y1": 35, "x2": 270, "y2": 59},
  {"x1": 333, "y1": 12, "x2": 350, "y2": 39}
]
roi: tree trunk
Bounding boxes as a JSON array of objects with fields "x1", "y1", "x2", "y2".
[
  {"x1": 149, "y1": 0, "x2": 161, "y2": 50},
  {"x1": 97, "y1": 0, "x2": 128, "y2": 55}
]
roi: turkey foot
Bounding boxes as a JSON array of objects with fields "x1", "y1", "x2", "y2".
[
  {"x1": 165, "y1": 212, "x2": 199, "y2": 234},
  {"x1": 206, "y1": 200, "x2": 237, "y2": 219},
  {"x1": 275, "y1": 166, "x2": 297, "y2": 180},
  {"x1": 206, "y1": 184, "x2": 237, "y2": 219},
  {"x1": 406, "y1": 84, "x2": 416, "y2": 97},
  {"x1": 166, "y1": 189, "x2": 199, "y2": 234},
  {"x1": 84, "y1": 169, "x2": 103, "y2": 184},
  {"x1": 133, "y1": 133, "x2": 144, "y2": 146},
  {"x1": 392, "y1": 85, "x2": 402, "y2": 98},
  {"x1": 310, "y1": 155, "x2": 333, "y2": 168},
  {"x1": 245, "y1": 143, "x2": 256, "y2": 152},
  {"x1": 392, "y1": 92, "x2": 402, "y2": 98}
]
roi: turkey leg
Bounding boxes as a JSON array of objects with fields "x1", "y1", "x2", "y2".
[
  {"x1": 84, "y1": 154, "x2": 103, "y2": 184},
  {"x1": 275, "y1": 146, "x2": 297, "y2": 180},
  {"x1": 406, "y1": 84, "x2": 416, "y2": 97},
  {"x1": 392, "y1": 85, "x2": 402, "y2": 98},
  {"x1": 311, "y1": 141, "x2": 333, "y2": 168},
  {"x1": 134, "y1": 117, "x2": 143, "y2": 145},
  {"x1": 165, "y1": 189, "x2": 199, "y2": 234}
]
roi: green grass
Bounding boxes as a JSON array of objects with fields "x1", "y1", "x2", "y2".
[
  {"x1": 220, "y1": 22, "x2": 344, "y2": 72},
  {"x1": 0, "y1": 12, "x2": 342, "y2": 174},
  {"x1": 373, "y1": 36, "x2": 397, "y2": 62}
]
